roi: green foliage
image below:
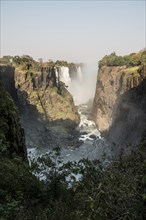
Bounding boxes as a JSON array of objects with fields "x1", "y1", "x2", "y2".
[
  {"x1": 29, "y1": 146, "x2": 146, "y2": 219},
  {"x1": 98, "y1": 50, "x2": 146, "y2": 68},
  {"x1": 0, "y1": 88, "x2": 145, "y2": 219},
  {"x1": 31, "y1": 147, "x2": 78, "y2": 200},
  {"x1": 0, "y1": 144, "x2": 145, "y2": 219},
  {"x1": 0, "y1": 85, "x2": 26, "y2": 159},
  {"x1": 13, "y1": 55, "x2": 36, "y2": 70},
  {"x1": 98, "y1": 52, "x2": 125, "y2": 68},
  {"x1": 0, "y1": 158, "x2": 43, "y2": 220},
  {"x1": 55, "y1": 60, "x2": 69, "y2": 67},
  {"x1": 73, "y1": 153, "x2": 145, "y2": 220},
  {"x1": 0, "y1": 55, "x2": 82, "y2": 73},
  {"x1": 0, "y1": 55, "x2": 40, "y2": 71}
]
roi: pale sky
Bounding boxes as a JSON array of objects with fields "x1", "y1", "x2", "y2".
[{"x1": 1, "y1": 0, "x2": 145, "y2": 64}]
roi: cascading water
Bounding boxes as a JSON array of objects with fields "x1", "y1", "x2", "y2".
[
  {"x1": 28, "y1": 103, "x2": 111, "y2": 163},
  {"x1": 77, "y1": 66, "x2": 82, "y2": 82},
  {"x1": 59, "y1": 66, "x2": 71, "y2": 86},
  {"x1": 78, "y1": 104, "x2": 101, "y2": 141},
  {"x1": 58, "y1": 65, "x2": 111, "y2": 162},
  {"x1": 59, "y1": 104, "x2": 111, "y2": 163},
  {"x1": 54, "y1": 66, "x2": 59, "y2": 85}
]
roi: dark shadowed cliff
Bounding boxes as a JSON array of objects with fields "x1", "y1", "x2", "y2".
[{"x1": 0, "y1": 84, "x2": 27, "y2": 160}]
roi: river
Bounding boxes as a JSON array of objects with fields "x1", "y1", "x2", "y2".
[{"x1": 28, "y1": 104, "x2": 112, "y2": 164}]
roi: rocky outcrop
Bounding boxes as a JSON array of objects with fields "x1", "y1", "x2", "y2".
[
  {"x1": 93, "y1": 64, "x2": 146, "y2": 145},
  {"x1": 15, "y1": 67, "x2": 80, "y2": 148},
  {"x1": 0, "y1": 84, "x2": 27, "y2": 160},
  {"x1": 0, "y1": 65, "x2": 80, "y2": 149}
]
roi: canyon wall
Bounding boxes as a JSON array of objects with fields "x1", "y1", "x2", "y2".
[
  {"x1": 93, "y1": 62, "x2": 146, "y2": 145},
  {"x1": 107, "y1": 76, "x2": 146, "y2": 145}
]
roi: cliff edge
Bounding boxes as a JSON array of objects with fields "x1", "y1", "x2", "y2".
[{"x1": 92, "y1": 51, "x2": 146, "y2": 145}]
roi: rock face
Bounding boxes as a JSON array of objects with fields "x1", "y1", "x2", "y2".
[
  {"x1": 0, "y1": 65, "x2": 80, "y2": 149},
  {"x1": 93, "y1": 64, "x2": 146, "y2": 145},
  {"x1": 15, "y1": 67, "x2": 79, "y2": 124},
  {"x1": 0, "y1": 85, "x2": 27, "y2": 160},
  {"x1": 107, "y1": 77, "x2": 146, "y2": 145}
]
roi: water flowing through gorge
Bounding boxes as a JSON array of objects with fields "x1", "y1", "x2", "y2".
[
  {"x1": 28, "y1": 65, "x2": 111, "y2": 163},
  {"x1": 28, "y1": 104, "x2": 111, "y2": 163}
]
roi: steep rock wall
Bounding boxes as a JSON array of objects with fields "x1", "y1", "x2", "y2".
[
  {"x1": 107, "y1": 77, "x2": 146, "y2": 145},
  {"x1": 92, "y1": 65, "x2": 146, "y2": 145}
]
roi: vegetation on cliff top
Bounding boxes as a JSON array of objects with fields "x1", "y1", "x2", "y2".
[
  {"x1": 0, "y1": 55, "x2": 82, "y2": 71},
  {"x1": 98, "y1": 50, "x2": 146, "y2": 68}
]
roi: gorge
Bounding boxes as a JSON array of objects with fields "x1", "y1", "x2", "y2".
[
  {"x1": 0, "y1": 51, "x2": 146, "y2": 219},
  {"x1": 0, "y1": 52, "x2": 146, "y2": 159}
]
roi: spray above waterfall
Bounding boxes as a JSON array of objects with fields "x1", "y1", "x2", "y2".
[
  {"x1": 56, "y1": 64, "x2": 97, "y2": 105},
  {"x1": 77, "y1": 66, "x2": 82, "y2": 82},
  {"x1": 50, "y1": 64, "x2": 97, "y2": 105}
]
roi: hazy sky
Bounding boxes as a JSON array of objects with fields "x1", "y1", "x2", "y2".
[{"x1": 1, "y1": 0, "x2": 145, "y2": 64}]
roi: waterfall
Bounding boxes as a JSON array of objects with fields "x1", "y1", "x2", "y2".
[
  {"x1": 54, "y1": 66, "x2": 59, "y2": 85},
  {"x1": 60, "y1": 66, "x2": 71, "y2": 86},
  {"x1": 77, "y1": 66, "x2": 82, "y2": 81}
]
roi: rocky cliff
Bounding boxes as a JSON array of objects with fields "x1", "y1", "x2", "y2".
[
  {"x1": 93, "y1": 52, "x2": 146, "y2": 145},
  {"x1": 0, "y1": 84, "x2": 27, "y2": 159},
  {"x1": 14, "y1": 66, "x2": 79, "y2": 123},
  {"x1": 107, "y1": 77, "x2": 146, "y2": 145},
  {"x1": 0, "y1": 63, "x2": 80, "y2": 149}
]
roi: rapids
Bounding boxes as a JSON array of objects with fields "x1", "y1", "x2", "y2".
[{"x1": 28, "y1": 104, "x2": 111, "y2": 164}]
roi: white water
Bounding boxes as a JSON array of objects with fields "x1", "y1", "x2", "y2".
[
  {"x1": 68, "y1": 64, "x2": 97, "y2": 105},
  {"x1": 54, "y1": 67, "x2": 59, "y2": 85},
  {"x1": 55, "y1": 65, "x2": 84, "y2": 104},
  {"x1": 28, "y1": 104, "x2": 111, "y2": 164},
  {"x1": 59, "y1": 105, "x2": 111, "y2": 163},
  {"x1": 77, "y1": 66, "x2": 82, "y2": 82},
  {"x1": 59, "y1": 66, "x2": 71, "y2": 86},
  {"x1": 68, "y1": 65, "x2": 84, "y2": 105},
  {"x1": 58, "y1": 65, "x2": 83, "y2": 87},
  {"x1": 77, "y1": 105, "x2": 101, "y2": 141}
]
